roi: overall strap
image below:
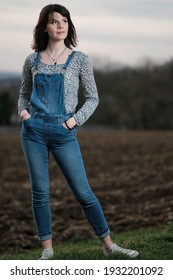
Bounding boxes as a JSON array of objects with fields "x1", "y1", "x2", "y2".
[{"x1": 63, "y1": 51, "x2": 75, "y2": 69}]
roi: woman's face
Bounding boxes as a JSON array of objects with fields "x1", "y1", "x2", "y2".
[{"x1": 45, "y1": 12, "x2": 69, "y2": 42}]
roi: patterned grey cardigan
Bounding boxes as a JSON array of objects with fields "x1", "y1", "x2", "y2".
[{"x1": 18, "y1": 51, "x2": 99, "y2": 126}]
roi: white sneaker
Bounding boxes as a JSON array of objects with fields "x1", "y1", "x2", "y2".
[
  {"x1": 39, "y1": 248, "x2": 54, "y2": 260},
  {"x1": 103, "y1": 243, "x2": 139, "y2": 258}
]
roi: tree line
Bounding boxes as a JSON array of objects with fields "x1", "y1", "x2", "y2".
[
  {"x1": 88, "y1": 58, "x2": 173, "y2": 129},
  {"x1": 0, "y1": 58, "x2": 173, "y2": 129}
]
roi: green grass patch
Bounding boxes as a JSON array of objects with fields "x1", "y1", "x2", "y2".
[
  {"x1": 1, "y1": 224, "x2": 173, "y2": 260},
  {"x1": 161, "y1": 150, "x2": 173, "y2": 158}
]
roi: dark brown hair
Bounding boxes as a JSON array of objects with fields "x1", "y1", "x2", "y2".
[{"x1": 32, "y1": 4, "x2": 78, "y2": 51}]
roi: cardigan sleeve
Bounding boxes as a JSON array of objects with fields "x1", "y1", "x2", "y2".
[
  {"x1": 73, "y1": 54, "x2": 99, "y2": 126},
  {"x1": 18, "y1": 55, "x2": 33, "y2": 115}
]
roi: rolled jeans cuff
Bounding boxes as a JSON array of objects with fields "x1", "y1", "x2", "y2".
[
  {"x1": 98, "y1": 228, "x2": 110, "y2": 239},
  {"x1": 39, "y1": 233, "x2": 52, "y2": 241}
]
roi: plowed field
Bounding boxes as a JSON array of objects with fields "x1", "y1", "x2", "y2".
[{"x1": 1, "y1": 128, "x2": 173, "y2": 254}]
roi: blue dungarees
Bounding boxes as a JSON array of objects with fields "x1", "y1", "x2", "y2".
[{"x1": 21, "y1": 51, "x2": 110, "y2": 241}]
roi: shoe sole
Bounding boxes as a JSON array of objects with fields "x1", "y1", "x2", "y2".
[
  {"x1": 128, "y1": 251, "x2": 139, "y2": 258},
  {"x1": 103, "y1": 250, "x2": 139, "y2": 258}
]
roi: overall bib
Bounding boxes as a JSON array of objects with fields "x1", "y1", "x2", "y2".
[{"x1": 21, "y1": 51, "x2": 110, "y2": 241}]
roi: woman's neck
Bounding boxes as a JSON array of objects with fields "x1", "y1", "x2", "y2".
[
  {"x1": 46, "y1": 41, "x2": 66, "y2": 56},
  {"x1": 43, "y1": 40, "x2": 71, "y2": 65}
]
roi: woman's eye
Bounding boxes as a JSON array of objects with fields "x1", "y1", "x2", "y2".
[
  {"x1": 50, "y1": 20, "x2": 57, "y2": 24},
  {"x1": 50, "y1": 19, "x2": 67, "y2": 25}
]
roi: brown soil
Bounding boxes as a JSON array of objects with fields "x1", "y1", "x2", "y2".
[{"x1": 0, "y1": 128, "x2": 173, "y2": 254}]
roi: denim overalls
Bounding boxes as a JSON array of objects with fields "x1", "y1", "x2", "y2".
[{"x1": 21, "y1": 51, "x2": 110, "y2": 241}]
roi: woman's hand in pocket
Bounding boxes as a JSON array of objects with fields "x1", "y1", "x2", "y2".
[
  {"x1": 62, "y1": 117, "x2": 77, "y2": 130},
  {"x1": 20, "y1": 109, "x2": 31, "y2": 121}
]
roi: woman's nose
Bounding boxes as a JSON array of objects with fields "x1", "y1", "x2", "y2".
[{"x1": 57, "y1": 22, "x2": 64, "y2": 28}]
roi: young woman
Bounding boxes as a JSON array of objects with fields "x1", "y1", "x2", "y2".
[{"x1": 18, "y1": 4, "x2": 139, "y2": 260}]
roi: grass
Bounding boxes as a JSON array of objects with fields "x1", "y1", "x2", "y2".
[{"x1": 1, "y1": 223, "x2": 173, "y2": 260}]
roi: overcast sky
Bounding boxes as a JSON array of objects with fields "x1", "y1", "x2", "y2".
[{"x1": 0, "y1": 0, "x2": 173, "y2": 73}]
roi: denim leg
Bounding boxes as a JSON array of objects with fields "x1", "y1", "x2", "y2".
[
  {"x1": 21, "y1": 120, "x2": 52, "y2": 241},
  {"x1": 51, "y1": 135, "x2": 110, "y2": 238}
]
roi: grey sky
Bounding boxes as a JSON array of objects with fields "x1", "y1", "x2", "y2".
[{"x1": 0, "y1": 0, "x2": 173, "y2": 72}]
